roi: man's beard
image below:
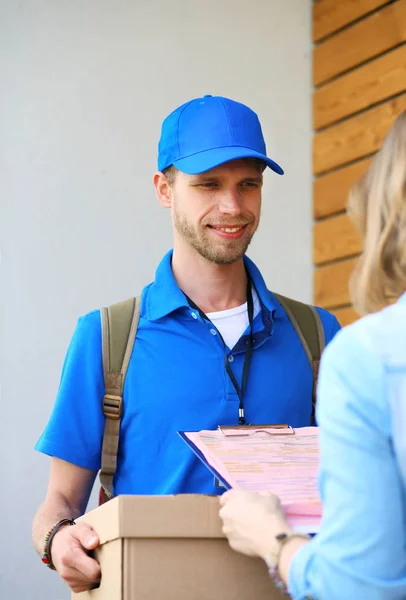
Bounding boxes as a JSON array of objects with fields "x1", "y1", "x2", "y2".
[{"x1": 173, "y1": 206, "x2": 256, "y2": 265}]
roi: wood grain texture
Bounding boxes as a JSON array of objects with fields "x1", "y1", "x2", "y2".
[
  {"x1": 313, "y1": 0, "x2": 406, "y2": 85},
  {"x1": 314, "y1": 214, "x2": 362, "y2": 265},
  {"x1": 330, "y1": 306, "x2": 360, "y2": 326},
  {"x1": 313, "y1": 93, "x2": 406, "y2": 174},
  {"x1": 313, "y1": 157, "x2": 372, "y2": 218},
  {"x1": 314, "y1": 258, "x2": 357, "y2": 308},
  {"x1": 313, "y1": 0, "x2": 390, "y2": 42},
  {"x1": 314, "y1": 44, "x2": 406, "y2": 129}
]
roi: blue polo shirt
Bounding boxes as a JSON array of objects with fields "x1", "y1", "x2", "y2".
[{"x1": 36, "y1": 251, "x2": 340, "y2": 495}]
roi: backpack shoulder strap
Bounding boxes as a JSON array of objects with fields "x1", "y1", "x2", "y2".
[
  {"x1": 273, "y1": 294, "x2": 325, "y2": 423},
  {"x1": 99, "y1": 295, "x2": 141, "y2": 500}
]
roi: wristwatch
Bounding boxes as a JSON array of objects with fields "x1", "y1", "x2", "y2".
[{"x1": 264, "y1": 532, "x2": 311, "y2": 594}]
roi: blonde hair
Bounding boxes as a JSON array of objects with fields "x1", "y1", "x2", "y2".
[{"x1": 348, "y1": 110, "x2": 406, "y2": 315}]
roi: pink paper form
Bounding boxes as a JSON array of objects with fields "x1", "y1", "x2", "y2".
[{"x1": 184, "y1": 427, "x2": 321, "y2": 531}]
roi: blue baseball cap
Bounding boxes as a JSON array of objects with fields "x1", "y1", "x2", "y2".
[{"x1": 157, "y1": 94, "x2": 284, "y2": 175}]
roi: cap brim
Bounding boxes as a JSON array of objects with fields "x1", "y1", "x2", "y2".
[{"x1": 173, "y1": 146, "x2": 284, "y2": 175}]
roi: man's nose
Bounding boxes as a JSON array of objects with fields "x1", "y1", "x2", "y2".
[{"x1": 218, "y1": 190, "x2": 243, "y2": 216}]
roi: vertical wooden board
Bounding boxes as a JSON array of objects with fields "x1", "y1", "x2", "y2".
[
  {"x1": 314, "y1": 214, "x2": 362, "y2": 265},
  {"x1": 313, "y1": 44, "x2": 406, "y2": 129},
  {"x1": 314, "y1": 258, "x2": 357, "y2": 308},
  {"x1": 313, "y1": 93, "x2": 406, "y2": 174},
  {"x1": 330, "y1": 306, "x2": 360, "y2": 327},
  {"x1": 313, "y1": 0, "x2": 406, "y2": 85},
  {"x1": 313, "y1": 157, "x2": 372, "y2": 219},
  {"x1": 313, "y1": 0, "x2": 390, "y2": 42}
]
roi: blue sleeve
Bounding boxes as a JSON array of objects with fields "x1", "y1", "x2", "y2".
[
  {"x1": 35, "y1": 310, "x2": 105, "y2": 470},
  {"x1": 288, "y1": 326, "x2": 406, "y2": 600},
  {"x1": 315, "y1": 306, "x2": 341, "y2": 346}
]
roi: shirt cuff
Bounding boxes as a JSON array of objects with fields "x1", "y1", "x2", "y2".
[
  {"x1": 288, "y1": 539, "x2": 314, "y2": 599},
  {"x1": 35, "y1": 438, "x2": 101, "y2": 471}
]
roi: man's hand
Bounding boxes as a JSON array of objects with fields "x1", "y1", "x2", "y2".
[{"x1": 51, "y1": 522, "x2": 101, "y2": 593}]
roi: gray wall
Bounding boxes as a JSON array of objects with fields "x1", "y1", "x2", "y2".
[{"x1": 0, "y1": 1, "x2": 312, "y2": 598}]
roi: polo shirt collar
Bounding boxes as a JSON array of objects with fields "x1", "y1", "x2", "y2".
[
  {"x1": 145, "y1": 250, "x2": 189, "y2": 321},
  {"x1": 145, "y1": 250, "x2": 278, "y2": 322},
  {"x1": 243, "y1": 255, "x2": 278, "y2": 316}
]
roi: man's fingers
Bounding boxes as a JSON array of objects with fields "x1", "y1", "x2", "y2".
[
  {"x1": 55, "y1": 542, "x2": 101, "y2": 593},
  {"x1": 69, "y1": 546, "x2": 101, "y2": 581},
  {"x1": 58, "y1": 562, "x2": 100, "y2": 593},
  {"x1": 73, "y1": 522, "x2": 100, "y2": 550}
]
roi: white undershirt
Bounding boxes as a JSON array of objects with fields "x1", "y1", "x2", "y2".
[{"x1": 206, "y1": 288, "x2": 261, "y2": 350}]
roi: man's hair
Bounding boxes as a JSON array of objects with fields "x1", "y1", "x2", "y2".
[
  {"x1": 348, "y1": 110, "x2": 406, "y2": 315},
  {"x1": 162, "y1": 165, "x2": 178, "y2": 185},
  {"x1": 162, "y1": 158, "x2": 266, "y2": 185}
]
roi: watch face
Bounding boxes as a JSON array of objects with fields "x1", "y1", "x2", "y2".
[{"x1": 266, "y1": 532, "x2": 292, "y2": 568}]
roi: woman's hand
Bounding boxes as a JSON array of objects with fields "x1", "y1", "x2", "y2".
[{"x1": 219, "y1": 489, "x2": 292, "y2": 563}]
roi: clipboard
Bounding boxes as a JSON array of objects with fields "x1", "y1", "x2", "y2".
[
  {"x1": 178, "y1": 431, "x2": 232, "y2": 490},
  {"x1": 179, "y1": 425, "x2": 321, "y2": 534},
  {"x1": 218, "y1": 423, "x2": 295, "y2": 437},
  {"x1": 178, "y1": 423, "x2": 294, "y2": 489}
]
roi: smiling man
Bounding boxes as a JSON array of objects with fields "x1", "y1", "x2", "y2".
[{"x1": 32, "y1": 95, "x2": 340, "y2": 593}]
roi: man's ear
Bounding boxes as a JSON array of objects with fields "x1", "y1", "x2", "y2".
[{"x1": 153, "y1": 172, "x2": 172, "y2": 208}]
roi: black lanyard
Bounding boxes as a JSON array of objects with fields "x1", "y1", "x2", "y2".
[{"x1": 185, "y1": 278, "x2": 254, "y2": 425}]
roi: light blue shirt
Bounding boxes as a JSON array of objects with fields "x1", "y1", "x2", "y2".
[{"x1": 289, "y1": 294, "x2": 406, "y2": 599}]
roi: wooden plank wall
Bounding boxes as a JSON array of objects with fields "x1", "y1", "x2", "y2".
[{"x1": 312, "y1": 0, "x2": 406, "y2": 326}]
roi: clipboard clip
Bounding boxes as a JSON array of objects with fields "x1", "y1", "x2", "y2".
[{"x1": 218, "y1": 424, "x2": 295, "y2": 437}]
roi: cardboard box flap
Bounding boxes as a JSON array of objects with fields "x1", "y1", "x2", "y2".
[
  {"x1": 77, "y1": 496, "x2": 121, "y2": 545},
  {"x1": 78, "y1": 495, "x2": 224, "y2": 544}
]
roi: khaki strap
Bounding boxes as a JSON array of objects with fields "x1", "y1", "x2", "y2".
[
  {"x1": 274, "y1": 294, "x2": 325, "y2": 423},
  {"x1": 309, "y1": 305, "x2": 325, "y2": 421},
  {"x1": 310, "y1": 305, "x2": 325, "y2": 355},
  {"x1": 99, "y1": 296, "x2": 141, "y2": 499}
]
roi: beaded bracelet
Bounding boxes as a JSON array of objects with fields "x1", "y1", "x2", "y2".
[{"x1": 42, "y1": 518, "x2": 76, "y2": 570}]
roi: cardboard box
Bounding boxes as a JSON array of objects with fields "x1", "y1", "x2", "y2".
[{"x1": 73, "y1": 494, "x2": 287, "y2": 600}]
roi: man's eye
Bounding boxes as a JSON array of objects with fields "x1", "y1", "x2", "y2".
[
  {"x1": 199, "y1": 182, "x2": 217, "y2": 188},
  {"x1": 241, "y1": 182, "x2": 258, "y2": 188}
]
